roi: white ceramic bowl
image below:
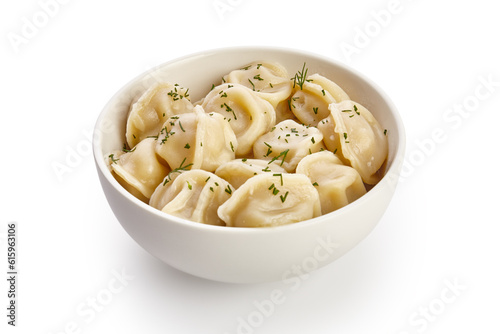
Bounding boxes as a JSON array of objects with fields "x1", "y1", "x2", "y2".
[{"x1": 93, "y1": 46, "x2": 405, "y2": 284}]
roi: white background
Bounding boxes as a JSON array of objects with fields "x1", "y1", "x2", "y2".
[{"x1": 1, "y1": 0, "x2": 499, "y2": 333}]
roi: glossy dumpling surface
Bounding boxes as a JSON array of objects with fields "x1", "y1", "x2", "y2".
[
  {"x1": 329, "y1": 100, "x2": 388, "y2": 184},
  {"x1": 224, "y1": 61, "x2": 292, "y2": 108},
  {"x1": 289, "y1": 73, "x2": 350, "y2": 127},
  {"x1": 215, "y1": 158, "x2": 286, "y2": 189},
  {"x1": 217, "y1": 173, "x2": 321, "y2": 227},
  {"x1": 126, "y1": 82, "x2": 193, "y2": 148},
  {"x1": 201, "y1": 83, "x2": 276, "y2": 157},
  {"x1": 253, "y1": 119, "x2": 325, "y2": 172},
  {"x1": 110, "y1": 138, "x2": 170, "y2": 202},
  {"x1": 150, "y1": 169, "x2": 233, "y2": 226},
  {"x1": 296, "y1": 151, "x2": 366, "y2": 214},
  {"x1": 155, "y1": 105, "x2": 237, "y2": 172}
]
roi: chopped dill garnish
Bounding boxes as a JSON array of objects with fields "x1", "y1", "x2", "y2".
[
  {"x1": 248, "y1": 78, "x2": 256, "y2": 91},
  {"x1": 108, "y1": 154, "x2": 119, "y2": 164},
  {"x1": 280, "y1": 191, "x2": 289, "y2": 203},
  {"x1": 291, "y1": 62, "x2": 311, "y2": 90},
  {"x1": 253, "y1": 74, "x2": 264, "y2": 81},
  {"x1": 163, "y1": 158, "x2": 193, "y2": 186},
  {"x1": 273, "y1": 173, "x2": 284, "y2": 186},
  {"x1": 122, "y1": 143, "x2": 136, "y2": 153}
]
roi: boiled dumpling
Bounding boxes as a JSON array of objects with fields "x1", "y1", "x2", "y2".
[
  {"x1": 150, "y1": 169, "x2": 233, "y2": 226},
  {"x1": 155, "y1": 105, "x2": 237, "y2": 172},
  {"x1": 289, "y1": 73, "x2": 350, "y2": 126},
  {"x1": 126, "y1": 82, "x2": 194, "y2": 148},
  {"x1": 109, "y1": 138, "x2": 170, "y2": 202},
  {"x1": 215, "y1": 158, "x2": 287, "y2": 189},
  {"x1": 307, "y1": 73, "x2": 350, "y2": 102},
  {"x1": 202, "y1": 83, "x2": 276, "y2": 156},
  {"x1": 328, "y1": 100, "x2": 388, "y2": 184},
  {"x1": 296, "y1": 151, "x2": 366, "y2": 214},
  {"x1": 217, "y1": 173, "x2": 321, "y2": 227},
  {"x1": 253, "y1": 119, "x2": 325, "y2": 172},
  {"x1": 223, "y1": 61, "x2": 293, "y2": 108}
]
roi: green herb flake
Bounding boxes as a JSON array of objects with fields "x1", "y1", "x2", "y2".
[
  {"x1": 253, "y1": 74, "x2": 264, "y2": 81},
  {"x1": 248, "y1": 78, "x2": 256, "y2": 91},
  {"x1": 108, "y1": 154, "x2": 119, "y2": 164},
  {"x1": 291, "y1": 62, "x2": 309, "y2": 90},
  {"x1": 273, "y1": 173, "x2": 284, "y2": 186},
  {"x1": 122, "y1": 143, "x2": 136, "y2": 153},
  {"x1": 268, "y1": 149, "x2": 289, "y2": 167},
  {"x1": 280, "y1": 191, "x2": 289, "y2": 203},
  {"x1": 163, "y1": 157, "x2": 194, "y2": 186}
]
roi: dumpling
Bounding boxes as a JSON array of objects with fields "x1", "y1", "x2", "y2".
[
  {"x1": 109, "y1": 138, "x2": 170, "y2": 202},
  {"x1": 126, "y1": 82, "x2": 194, "y2": 148},
  {"x1": 328, "y1": 100, "x2": 388, "y2": 184},
  {"x1": 201, "y1": 83, "x2": 276, "y2": 156},
  {"x1": 215, "y1": 158, "x2": 287, "y2": 189},
  {"x1": 296, "y1": 151, "x2": 366, "y2": 214},
  {"x1": 289, "y1": 73, "x2": 350, "y2": 126},
  {"x1": 223, "y1": 61, "x2": 293, "y2": 108},
  {"x1": 307, "y1": 73, "x2": 350, "y2": 102},
  {"x1": 217, "y1": 173, "x2": 321, "y2": 227},
  {"x1": 150, "y1": 169, "x2": 233, "y2": 226},
  {"x1": 253, "y1": 119, "x2": 326, "y2": 172},
  {"x1": 155, "y1": 105, "x2": 237, "y2": 172}
]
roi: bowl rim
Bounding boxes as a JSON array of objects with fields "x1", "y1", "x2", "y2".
[{"x1": 93, "y1": 45, "x2": 406, "y2": 234}]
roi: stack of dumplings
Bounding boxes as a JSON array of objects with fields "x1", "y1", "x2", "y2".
[{"x1": 108, "y1": 61, "x2": 388, "y2": 227}]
